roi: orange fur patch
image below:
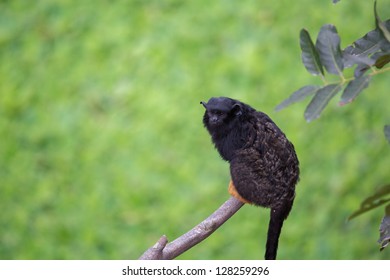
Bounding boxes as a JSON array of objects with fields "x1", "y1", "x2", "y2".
[{"x1": 228, "y1": 180, "x2": 252, "y2": 204}]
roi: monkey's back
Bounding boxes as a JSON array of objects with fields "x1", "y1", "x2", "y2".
[{"x1": 230, "y1": 112, "x2": 299, "y2": 210}]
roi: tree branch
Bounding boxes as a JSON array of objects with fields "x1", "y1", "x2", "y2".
[{"x1": 139, "y1": 196, "x2": 245, "y2": 260}]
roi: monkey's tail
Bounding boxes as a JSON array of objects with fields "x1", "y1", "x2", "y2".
[{"x1": 264, "y1": 198, "x2": 294, "y2": 260}]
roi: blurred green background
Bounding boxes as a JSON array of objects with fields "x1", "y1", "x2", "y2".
[{"x1": 1, "y1": 0, "x2": 389, "y2": 260}]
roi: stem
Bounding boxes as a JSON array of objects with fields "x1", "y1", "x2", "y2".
[
  {"x1": 368, "y1": 66, "x2": 390, "y2": 76},
  {"x1": 320, "y1": 74, "x2": 327, "y2": 85},
  {"x1": 335, "y1": 66, "x2": 390, "y2": 85}
]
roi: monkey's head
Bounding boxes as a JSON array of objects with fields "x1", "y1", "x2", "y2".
[
  {"x1": 200, "y1": 97, "x2": 254, "y2": 161},
  {"x1": 200, "y1": 97, "x2": 243, "y2": 130}
]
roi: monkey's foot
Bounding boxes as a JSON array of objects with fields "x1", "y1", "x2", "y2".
[{"x1": 228, "y1": 180, "x2": 251, "y2": 204}]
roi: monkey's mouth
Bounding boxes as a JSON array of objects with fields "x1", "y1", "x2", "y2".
[{"x1": 208, "y1": 119, "x2": 224, "y2": 127}]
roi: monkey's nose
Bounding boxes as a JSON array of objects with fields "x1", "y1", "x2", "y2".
[{"x1": 210, "y1": 116, "x2": 218, "y2": 123}]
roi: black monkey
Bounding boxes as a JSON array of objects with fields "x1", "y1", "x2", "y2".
[{"x1": 200, "y1": 97, "x2": 299, "y2": 260}]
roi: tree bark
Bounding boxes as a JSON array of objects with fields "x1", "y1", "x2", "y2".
[{"x1": 139, "y1": 196, "x2": 245, "y2": 260}]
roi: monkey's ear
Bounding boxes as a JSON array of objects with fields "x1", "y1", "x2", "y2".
[{"x1": 232, "y1": 103, "x2": 242, "y2": 116}]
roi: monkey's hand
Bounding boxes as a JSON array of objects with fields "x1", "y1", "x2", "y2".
[{"x1": 228, "y1": 180, "x2": 252, "y2": 204}]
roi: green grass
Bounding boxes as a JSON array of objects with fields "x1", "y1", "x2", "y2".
[{"x1": 0, "y1": 0, "x2": 389, "y2": 259}]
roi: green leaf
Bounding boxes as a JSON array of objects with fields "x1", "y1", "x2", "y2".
[
  {"x1": 343, "y1": 28, "x2": 386, "y2": 68},
  {"x1": 339, "y1": 75, "x2": 371, "y2": 106},
  {"x1": 275, "y1": 85, "x2": 320, "y2": 111},
  {"x1": 378, "y1": 209, "x2": 390, "y2": 251},
  {"x1": 379, "y1": 20, "x2": 390, "y2": 51},
  {"x1": 300, "y1": 29, "x2": 324, "y2": 76},
  {"x1": 304, "y1": 83, "x2": 343, "y2": 122},
  {"x1": 385, "y1": 125, "x2": 390, "y2": 144},
  {"x1": 348, "y1": 185, "x2": 390, "y2": 220},
  {"x1": 343, "y1": 52, "x2": 376, "y2": 69},
  {"x1": 374, "y1": 53, "x2": 390, "y2": 68},
  {"x1": 354, "y1": 64, "x2": 370, "y2": 78},
  {"x1": 316, "y1": 24, "x2": 344, "y2": 76},
  {"x1": 343, "y1": 19, "x2": 390, "y2": 66},
  {"x1": 377, "y1": 19, "x2": 390, "y2": 43},
  {"x1": 374, "y1": 0, "x2": 390, "y2": 42}
]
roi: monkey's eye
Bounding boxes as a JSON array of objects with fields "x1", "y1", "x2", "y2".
[{"x1": 213, "y1": 110, "x2": 223, "y2": 116}]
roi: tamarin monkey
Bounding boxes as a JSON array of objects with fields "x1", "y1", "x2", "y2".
[{"x1": 201, "y1": 97, "x2": 299, "y2": 260}]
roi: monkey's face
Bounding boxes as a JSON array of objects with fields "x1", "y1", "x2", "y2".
[
  {"x1": 203, "y1": 108, "x2": 228, "y2": 126},
  {"x1": 200, "y1": 97, "x2": 242, "y2": 128}
]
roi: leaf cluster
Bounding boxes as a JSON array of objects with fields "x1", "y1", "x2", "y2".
[
  {"x1": 277, "y1": 1, "x2": 390, "y2": 252},
  {"x1": 348, "y1": 185, "x2": 390, "y2": 251},
  {"x1": 276, "y1": 4, "x2": 390, "y2": 127}
]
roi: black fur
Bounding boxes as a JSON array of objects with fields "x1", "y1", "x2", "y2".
[{"x1": 201, "y1": 97, "x2": 299, "y2": 260}]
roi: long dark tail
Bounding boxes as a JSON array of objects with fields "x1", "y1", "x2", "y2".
[{"x1": 264, "y1": 199, "x2": 294, "y2": 260}]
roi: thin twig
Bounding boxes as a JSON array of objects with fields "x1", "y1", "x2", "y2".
[{"x1": 139, "y1": 197, "x2": 245, "y2": 260}]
